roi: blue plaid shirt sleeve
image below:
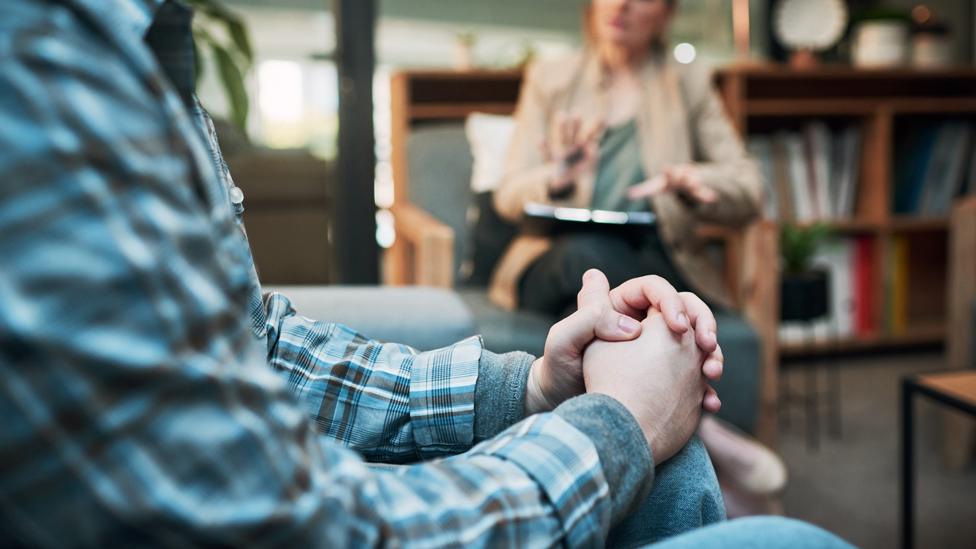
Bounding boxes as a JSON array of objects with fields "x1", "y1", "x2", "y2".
[
  {"x1": 260, "y1": 291, "x2": 482, "y2": 462},
  {"x1": 0, "y1": 0, "x2": 616, "y2": 546}
]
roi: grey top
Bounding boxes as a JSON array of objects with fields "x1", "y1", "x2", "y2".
[
  {"x1": 591, "y1": 119, "x2": 650, "y2": 212},
  {"x1": 587, "y1": 119, "x2": 691, "y2": 291}
]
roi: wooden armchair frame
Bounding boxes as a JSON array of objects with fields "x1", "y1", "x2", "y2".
[
  {"x1": 385, "y1": 69, "x2": 781, "y2": 445},
  {"x1": 945, "y1": 196, "x2": 976, "y2": 467}
]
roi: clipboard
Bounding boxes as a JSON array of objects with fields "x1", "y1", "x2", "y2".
[{"x1": 521, "y1": 202, "x2": 656, "y2": 239}]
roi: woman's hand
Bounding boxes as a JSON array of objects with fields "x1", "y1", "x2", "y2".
[
  {"x1": 627, "y1": 164, "x2": 717, "y2": 204},
  {"x1": 544, "y1": 111, "x2": 604, "y2": 199}
]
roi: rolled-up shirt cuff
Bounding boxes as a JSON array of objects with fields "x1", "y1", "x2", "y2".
[{"x1": 473, "y1": 350, "x2": 534, "y2": 442}]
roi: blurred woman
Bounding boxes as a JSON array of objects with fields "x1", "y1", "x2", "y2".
[{"x1": 490, "y1": 0, "x2": 785, "y2": 516}]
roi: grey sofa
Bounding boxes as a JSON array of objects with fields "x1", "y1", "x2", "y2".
[{"x1": 271, "y1": 285, "x2": 478, "y2": 351}]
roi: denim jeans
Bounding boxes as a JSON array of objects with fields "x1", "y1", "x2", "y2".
[
  {"x1": 642, "y1": 517, "x2": 855, "y2": 548},
  {"x1": 607, "y1": 436, "x2": 852, "y2": 549},
  {"x1": 607, "y1": 436, "x2": 725, "y2": 548}
]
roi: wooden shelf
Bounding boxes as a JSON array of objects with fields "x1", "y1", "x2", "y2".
[
  {"x1": 719, "y1": 64, "x2": 976, "y2": 80},
  {"x1": 888, "y1": 217, "x2": 949, "y2": 232},
  {"x1": 780, "y1": 218, "x2": 949, "y2": 232},
  {"x1": 746, "y1": 97, "x2": 976, "y2": 118},
  {"x1": 409, "y1": 102, "x2": 515, "y2": 120},
  {"x1": 889, "y1": 98, "x2": 976, "y2": 114},
  {"x1": 746, "y1": 99, "x2": 878, "y2": 117},
  {"x1": 781, "y1": 324, "x2": 945, "y2": 357}
]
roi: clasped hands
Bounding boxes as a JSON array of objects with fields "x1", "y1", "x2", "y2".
[{"x1": 525, "y1": 269, "x2": 722, "y2": 464}]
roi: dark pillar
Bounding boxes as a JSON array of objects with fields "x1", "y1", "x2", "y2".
[{"x1": 332, "y1": 0, "x2": 378, "y2": 284}]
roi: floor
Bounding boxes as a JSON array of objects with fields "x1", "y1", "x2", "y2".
[{"x1": 778, "y1": 351, "x2": 976, "y2": 549}]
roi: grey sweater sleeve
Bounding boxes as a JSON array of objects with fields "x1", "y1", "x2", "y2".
[
  {"x1": 474, "y1": 353, "x2": 653, "y2": 525},
  {"x1": 554, "y1": 394, "x2": 655, "y2": 525},
  {"x1": 473, "y1": 350, "x2": 534, "y2": 442}
]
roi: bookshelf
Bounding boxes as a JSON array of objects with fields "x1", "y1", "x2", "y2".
[{"x1": 715, "y1": 65, "x2": 976, "y2": 357}]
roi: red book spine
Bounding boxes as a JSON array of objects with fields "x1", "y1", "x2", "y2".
[{"x1": 853, "y1": 237, "x2": 875, "y2": 336}]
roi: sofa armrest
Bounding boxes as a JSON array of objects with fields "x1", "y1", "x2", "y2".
[
  {"x1": 386, "y1": 203, "x2": 455, "y2": 288},
  {"x1": 267, "y1": 285, "x2": 477, "y2": 351},
  {"x1": 695, "y1": 220, "x2": 780, "y2": 445},
  {"x1": 738, "y1": 220, "x2": 780, "y2": 446}
]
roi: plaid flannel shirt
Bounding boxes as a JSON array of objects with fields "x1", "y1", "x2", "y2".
[{"x1": 0, "y1": 0, "x2": 626, "y2": 546}]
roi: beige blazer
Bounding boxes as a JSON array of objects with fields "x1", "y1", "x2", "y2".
[{"x1": 489, "y1": 49, "x2": 762, "y2": 311}]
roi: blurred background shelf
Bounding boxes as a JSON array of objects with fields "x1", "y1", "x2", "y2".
[
  {"x1": 781, "y1": 323, "x2": 946, "y2": 358},
  {"x1": 717, "y1": 66, "x2": 976, "y2": 357},
  {"x1": 888, "y1": 217, "x2": 950, "y2": 232}
]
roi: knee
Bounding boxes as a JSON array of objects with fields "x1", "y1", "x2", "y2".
[
  {"x1": 604, "y1": 437, "x2": 724, "y2": 548},
  {"x1": 649, "y1": 517, "x2": 853, "y2": 549},
  {"x1": 716, "y1": 517, "x2": 853, "y2": 548},
  {"x1": 653, "y1": 436, "x2": 724, "y2": 521}
]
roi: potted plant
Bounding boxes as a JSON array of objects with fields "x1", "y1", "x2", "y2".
[
  {"x1": 187, "y1": 0, "x2": 254, "y2": 132},
  {"x1": 780, "y1": 223, "x2": 832, "y2": 322}
]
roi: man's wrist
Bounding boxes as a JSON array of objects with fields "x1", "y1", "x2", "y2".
[{"x1": 524, "y1": 358, "x2": 555, "y2": 416}]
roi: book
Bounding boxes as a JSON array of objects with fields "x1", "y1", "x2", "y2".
[
  {"x1": 853, "y1": 236, "x2": 876, "y2": 336},
  {"x1": 747, "y1": 135, "x2": 778, "y2": 219},
  {"x1": 914, "y1": 121, "x2": 970, "y2": 216},
  {"x1": 893, "y1": 125, "x2": 939, "y2": 215},
  {"x1": 785, "y1": 133, "x2": 815, "y2": 221},
  {"x1": 833, "y1": 127, "x2": 862, "y2": 219},
  {"x1": 803, "y1": 122, "x2": 832, "y2": 219},
  {"x1": 889, "y1": 236, "x2": 909, "y2": 335},
  {"x1": 771, "y1": 133, "x2": 795, "y2": 221},
  {"x1": 920, "y1": 122, "x2": 972, "y2": 215}
]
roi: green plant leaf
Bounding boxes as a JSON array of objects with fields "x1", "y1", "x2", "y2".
[
  {"x1": 780, "y1": 223, "x2": 832, "y2": 274},
  {"x1": 211, "y1": 42, "x2": 249, "y2": 132},
  {"x1": 225, "y1": 18, "x2": 253, "y2": 66},
  {"x1": 187, "y1": 0, "x2": 234, "y2": 20},
  {"x1": 192, "y1": 33, "x2": 205, "y2": 87}
]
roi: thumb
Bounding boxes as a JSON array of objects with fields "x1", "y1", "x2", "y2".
[{"x1": 577, "y1": 269, "x2": 642, "y2": 341}]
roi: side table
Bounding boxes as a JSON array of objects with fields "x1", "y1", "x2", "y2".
[{"x1": 901, "y1": 370, "x2": 976, "y2": 549}]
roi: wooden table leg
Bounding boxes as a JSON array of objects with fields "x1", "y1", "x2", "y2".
[{"x1": 901, "y1": 379, "x2": 915, "y2": 549}]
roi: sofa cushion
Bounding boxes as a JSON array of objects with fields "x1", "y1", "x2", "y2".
[
  {"x1": 458, "y1": 289, "x2": 552, "y2": 357},
  {"x1": 269, "y1": 286, "x2": 478, "y2": 351}
]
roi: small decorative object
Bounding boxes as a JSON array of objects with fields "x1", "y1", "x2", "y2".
[
  {"x1": 780, "y1": 224, "x2": 832, "y2": 322},
  {"x1": 773, "y1": 0, "x2": 848, "y2": 69},
  {"x1": 454, "y1": 32, "x2": 477, "y2": 71},
  {"x1": 851, "y1": 8, "x2": 911, "y2": 67},
  {"x1": 911, "y1": 5, "x2": 953, "y2": 68}
]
